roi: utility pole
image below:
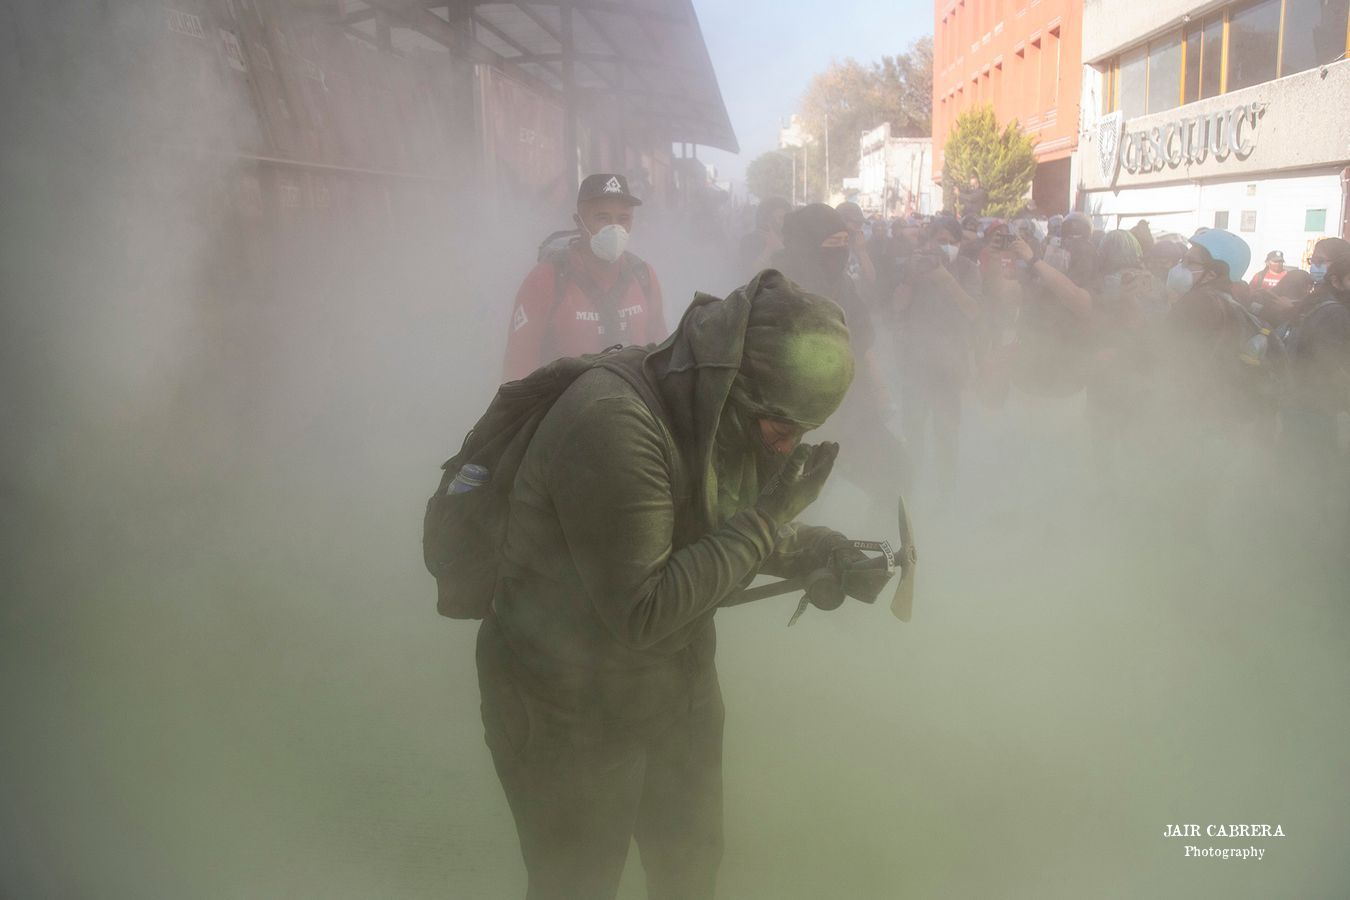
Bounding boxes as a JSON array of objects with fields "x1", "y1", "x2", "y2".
[{"x1": 824, "y1": 111, "x2": 830, "y2": 203}]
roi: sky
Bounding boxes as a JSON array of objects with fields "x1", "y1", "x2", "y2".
[{"x1": 692, "y1": 0, "x2": 934, "y2": 193}]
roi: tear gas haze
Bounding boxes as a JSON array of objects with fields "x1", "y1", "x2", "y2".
[{"x1": 2, "y1": 3, "x2": 1348, "y2": 899}]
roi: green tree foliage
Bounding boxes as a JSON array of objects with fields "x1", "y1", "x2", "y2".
[
  {"x1": 940, "y1": 105, "x2": 1036, "y2": 218},
  {"x1": 798, "y1": 36, "x2": 933, "y2": 199},
  {"x1": 745, "y1": 151, "x2": 795, "y2": 202}
]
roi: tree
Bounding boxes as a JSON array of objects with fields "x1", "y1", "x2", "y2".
[
  {"x1": 745, "y1": 151, "x2": 795, "y2": 203},
  {"x1": 798, "y1": 36, "x2": 933, "y2": 200},
  {"x1": 940, "y1": 105, "x2": 1036, "y2": 218}
]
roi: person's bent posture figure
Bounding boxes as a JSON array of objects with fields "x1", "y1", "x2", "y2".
[{"x1": 477, "y1": 269, "x2": 888, "y2": 899}]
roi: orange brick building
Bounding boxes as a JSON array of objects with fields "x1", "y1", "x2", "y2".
[{"x1": 933, "y1": 0, "x2": 1084, "y2": 214}]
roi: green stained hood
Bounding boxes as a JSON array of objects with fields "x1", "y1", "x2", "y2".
[{"x1": 640, "y1": 269, "x2": 854, "y2": 530}]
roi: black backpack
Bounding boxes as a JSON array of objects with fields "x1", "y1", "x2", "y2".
[{"x1": 423, "y1": 345, "x2": 653, "y2": 619}]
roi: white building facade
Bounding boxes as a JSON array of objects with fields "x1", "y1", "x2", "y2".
[
  {"x1": 1077, "y1": 0, "x2": 1350, "y2": 278},
  {"x1": 857, "y1": 123, "x2": 935, "y2": 217}
]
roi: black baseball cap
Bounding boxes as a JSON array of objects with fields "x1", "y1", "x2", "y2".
[
  {"x1": 578, "y1": 173, "x2": 642, "y2": 207},
  {"x1": 1266, "y1": 250, "x2": 1284, "y2": 262}
]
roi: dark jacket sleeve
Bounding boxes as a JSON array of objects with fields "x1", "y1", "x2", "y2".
[{"x1": 545, "y1": 395, "x2": 779, "y2": 650}]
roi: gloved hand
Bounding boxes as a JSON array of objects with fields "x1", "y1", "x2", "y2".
[
  {"x1": 817, "y1": 534, "x2": 892, "y2": 606},
  {"x1": 841, "y1": 560, "x2": 892, "y2": 605},
  {"x1": 755, "y1": 442, "x2": 839, "y2": 527}
]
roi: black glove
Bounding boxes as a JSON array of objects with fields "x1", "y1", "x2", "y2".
[
  {"x1": 755, "y1": 442, "x2": 839, "y2": 527},
  {"x1": 819, "y1": 535, "x2": 892, "y2": 606},
  {"x1": 841, "y1": 560, "x2": 892, "y2": 605}
]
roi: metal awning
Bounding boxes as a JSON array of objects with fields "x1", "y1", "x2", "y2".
[{"x1": 343, "y1": 0, "x2": 738, "y2": 154}]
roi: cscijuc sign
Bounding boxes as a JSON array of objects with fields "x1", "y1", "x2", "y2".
[{"x1": 1098, "y1": 101, "x2": 1268, "y2": 185}]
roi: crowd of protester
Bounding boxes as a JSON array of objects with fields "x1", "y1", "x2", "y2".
[
  {"x1": 731, "y1": 199, "x2": 1346, "y2": 532},
  {"x1": 503, "y1": 173, "x2": 1350, "y2": 543}
]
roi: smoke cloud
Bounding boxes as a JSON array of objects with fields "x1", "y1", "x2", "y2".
[{"x1": 2, "y1": 4, "x2": 1348, "y2": 899}]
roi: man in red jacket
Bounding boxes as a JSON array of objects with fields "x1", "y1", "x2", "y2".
[
  {"x1": 503, "y1": 173, "x2": 666, "y2": 380},
  {"x1": 1250, "y1": 249, "x2": 1287, "y2": 290}
]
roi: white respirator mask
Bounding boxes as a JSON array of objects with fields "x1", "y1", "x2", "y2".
[
  {"x1": 587, "y1": 224, "x2": 630, "y2": 263},
  {"x1": 1167, "y1": 263, "x2": 1197, "y2": 295}
]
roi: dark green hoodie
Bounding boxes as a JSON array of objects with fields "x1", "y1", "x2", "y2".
[{"x1": 491, "y1": 271, "x2": 853, "y2": 711}]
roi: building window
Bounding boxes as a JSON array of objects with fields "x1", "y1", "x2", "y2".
[
  {"x1": 1148, "y1": 31, "x2": 1183, "y2": 113},
  {"x1": 1215, "y1": 211, "x2": 1230, "y2": 229},
  {"x1": 1227, "y1": 0, "x2": 1281, "y2": 92},
  {"x1": 1305, "y1": 208, "x2": 1328, "y2": 231},
  {"x1": 1117, "y1": 44, "x2": 1148, "y2": 118},
  {"x1": 1108, "y1": 0, "x2": 1350, "y2": 117},
  {"x1": 1199, "y1": 16, "x2": 1225, "y2": 99},
  {"x1": 1281, "y1": 0, "x2": 1350, "y2": 75},
  {"x1": 1183, "y1": 28, "x2": 1202, "y2": 103},
  {"x1": 1241, "y1": 210, "x2": 1258, "y2": 232}
]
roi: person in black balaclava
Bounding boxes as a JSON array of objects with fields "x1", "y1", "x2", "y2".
[{"x1": 772, "y1": 204, "x2": 909, "y2": 526}]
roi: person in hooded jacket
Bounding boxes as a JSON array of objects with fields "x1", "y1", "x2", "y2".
[
  {"x1": 772, "y1": 204, "x2": 909, "y2": 517},
  {"x1": 477, "y1": 270, "x2": 890, "y2": 900}
]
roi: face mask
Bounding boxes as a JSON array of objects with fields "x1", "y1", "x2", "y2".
[
  {"x1": 1167, "y1": 263, "x2": 1195, "y2": 295},
  {"x1": 587, "y1": 223, "x2": 629, "y2": 263},
  {"x1": 819, "y1": 246, "x2": 850, "y2": 278},
  {"x1": 1309, "y1": 263, "x2": 1328, "y2": 284}
]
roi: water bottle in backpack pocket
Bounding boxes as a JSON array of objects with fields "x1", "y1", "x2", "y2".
[{"x1": 424, "y1": 462, "x2": 505, "y2": 619}]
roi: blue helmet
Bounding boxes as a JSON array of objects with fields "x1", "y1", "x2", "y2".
[{"x1": 1190, "y1": 228, "x2": 1252, "y2": 282}]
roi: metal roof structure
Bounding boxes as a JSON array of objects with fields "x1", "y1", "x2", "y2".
[{"x1": 342, "y1": 1, "x2": 738, "y2": 157}]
